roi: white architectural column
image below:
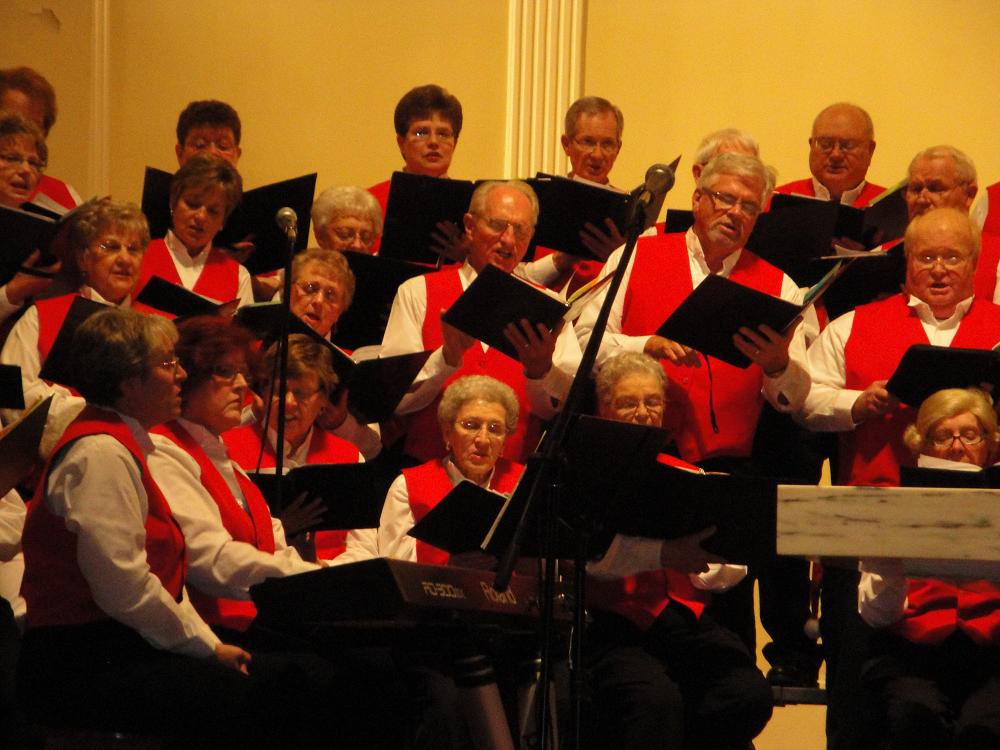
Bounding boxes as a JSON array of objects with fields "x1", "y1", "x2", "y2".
[
  {"x1": 88, "y1": 0, "x2": 110, "y2": 195},
  {"x1": 504, "y1": 0, "x2": 586, "y2": 179}
]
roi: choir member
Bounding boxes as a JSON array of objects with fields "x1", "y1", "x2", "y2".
[
  {"x1": 174, "y1": 99, "x2": 242, "y2": 168},
  {"x1": 380, "y1": 179, "x2": 580, "y2": 464},
  {"x1": 586, "y1": 351, "x2": 772, "y2": 750},
  {"x1": 774, "y1": 102, "x2": 885, "y2": 206},
  {"x1": 311, "y1": 184, "x2": 382, "y2": 254},
  {"x1": 857, "y1": 387, "x2": 1000, "y2": 748},
  {"x1": 134, "y1": 151, "x2": 254, "y2": 306}
]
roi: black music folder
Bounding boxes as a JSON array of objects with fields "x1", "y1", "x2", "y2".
[
  {"x1": 141, "y1": 166, "x2": 316, "y2": 274},
  {"x1": 0, "y1": 203, "x2": 67, "y2": 284},
  {"x1": 235, "y1": 303, "x2": 430, "y2": 423},
  {"x1": 0, "y1": 395, "x2": 52, "y2": 496},
  {"x1": 332, "y1": 251, "x2": 431, "y2": 350},
  {"x1": 886, "y1": 344, "x2": 1000, "y2": 407},
  {"x1": 378, "y1": 171, "x2": 476, "y2": 265},
  {"x1": 901, "y1": 461, "x2": 1000, "y2": 489},
  {"x1": 663, "y1": 209, "x2": 694, "y2": 234},
  {"x1": 611, "y1": 461, "x2": 777, "y2": 566},
  {"x1": 655, "y1": 274, "x2": 805, "y2": 368},
  {"x1": 526, "y1": 173, "x2": 631, "y2": 260},
  {"x1": 817, "y1": 242, "x2": 905, "y2": 320},
  {"x1": 0, "y1": 364, "x2": 24, "y2": 410},
  {"x1": 37, "y1": 296, "x2": 107, "y2": 388},
  {"x1": 248, "y1": 462, "x2": 382, "y2": 531},
  {"x1": 135, "y1": 276, "x2": 236, "y2": 319}
]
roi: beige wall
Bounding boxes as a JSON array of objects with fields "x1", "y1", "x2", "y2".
[{"x1": 584, "y1": 0, "x2": 1000, "y2": 209}]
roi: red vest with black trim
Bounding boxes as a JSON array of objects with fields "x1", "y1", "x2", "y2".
[
  {"x1": 840, "y1": 295, "x2": 1000, "y2": 486},
  {"x1": 974, "y1": 231, "x2": 1000, "y2": 303},
  {"x1": 366, "y1": 179, "x2": 391, "y2": 255},
  {"x1": 34, "y1": 293, "x2": 159, "y2": 380},
  {"x1": 154, "y1": 421, "x2": 276, "y2": 631},
  {"x1": 586, "y1": 454, "x2": 711, "y2": 630},
  {"x1": 402, "y1": 458, "x2": 524, "y2": 565},
  {"x1": 221, "y1": 422, "x2": 360, "y2": 560},
  {"x1": 22, "y1": 407, "x2": 187, "y2": 629},
  {"x1": 892, "y1": 578, "x2": 1000, "y2": 646},
  {"x1": 982, "y1": 182, "x2": 1000, "y2": 237},
  {"x1": 774, "y1": 178, "x2": 886, "y2": 207},
  {"x1": 403, "y1": 266, "x2": 541, "y2": 464},
  {"x1": 136, "y1": 238, "x2": 240, "y2": 304},
  {"x1": 621, "y1": 233, "x2": 784, "y2": 462}
]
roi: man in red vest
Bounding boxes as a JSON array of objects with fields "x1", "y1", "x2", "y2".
[
  {"x1": 381, "y1": 179, "x2": 580, "y2": 464},
  {"x1": 901, "y1": 145, "x2": 999, "y2": 304},
  {"x1": 775, "y1": 102, "x2": 884, "y2": 207}
]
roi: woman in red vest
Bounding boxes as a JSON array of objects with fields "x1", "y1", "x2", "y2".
[
  {"x1": 584, "y1": 352, "x2": 772, "y2": 750},
  {"x1": 135, "y1": 151, "x2": 253, "y2": 307},
  {"x1": 147, "y1": 316, "x2": 320, "y2": 638},
  {"x1": 223, "y1": 333, "x2": 363, "y2": 560},
  {"x1": 858, "y1": 387, "x2": 1000, "y2": 748},
  {"x1": 16, "y1": 306, "x2": 304, "y2": 746}
]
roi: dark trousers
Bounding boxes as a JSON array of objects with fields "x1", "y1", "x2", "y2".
[
  {"x1": 18, "y1": 619, "x2": 390, "y2": 750},
  {"x1": 585, "y1": 605, "x2": 773, "y2": 750},
  {"x1": 857, "y1": 629, "x2": 1000, "y2": 750}
]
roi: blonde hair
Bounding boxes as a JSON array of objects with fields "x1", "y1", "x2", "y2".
[{"x1": 903, "y1": 387, "x2": 1000, "y2": 457}]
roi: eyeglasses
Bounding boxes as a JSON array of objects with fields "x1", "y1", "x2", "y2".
[
  {"x1": 331, "y1": 226, "x2": 376, "y2": 247},
  {"x1": 268, "y1": 386, "x2": 323, "y2": 404},
  {"x1": 210, "y1": 364, "x2": 249, "y2": 383},
  {"x1": 408, "y1": 126, "x2": 455, "y2": 143},
  {"x1": 295, "y1": 280, "x2": 343, "y2": 306},
  {"x1": 572, "y1": 137, "x2": 620, "y2": 155},
  {"x1": 905, "y1": 181, "x2": 965, "y2": 197},
  {"x1": 611, "y1": 397, "x2": 665, "y2": 417},
  {"x1": 158, "y1": 357, "x2": 181, "y2": 374},
  {"x1": 187, "y1": 139, "x2": 238, "y2": 155},
  {"x1": 455, "y1": 418, "x2": 507, "y2": 438},
  {"x1": 928, "y1": 429, "x2": 985, "y2": 449},
  {"x1": 480, "y1": 216, "x2": 534, "y2": 242},
  {"x1": 810, "y1": 138, "x2": 867, "y2": 154},
  {"x1": 912, "y1": 252, "x2": 970, "y2": 270},
  {"x1": 703, "y1": 189, "x2": 762, "y2": 218},
  {"x1": 0, "y1": 152, "x2": 46, "y2": 173},
  {"x1": 96, "y1": 240, "x2": 144, "y2": 257}
]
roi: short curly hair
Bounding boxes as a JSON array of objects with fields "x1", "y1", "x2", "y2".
[
  {"x1": 393, "y1": 84, "x2": 462, "y2": 139},
  {"x1": 0, "y1": 111, "x2": 47, "y2": 168},
  {"x1": 175, "y1": 315, "x2": 255, "y2": 397},
  {"x1": 0, "y1": 66, "x2": 57, "y2": 135},
  {"x1": 437, "y1": 375, "x2": 519, "y2": 434},
  {"x1": 175, "y1": 99, "x2": 241, "y2": 146},
  {"x1": 903, "y1": 387, "x2": 1000, "y2": 460},
  {"x1": 169, "y1": 152, "x2": 243, "y2": 219},
  {"x1": 292, "y1": 247, "x2": 356, "y2": 308}
]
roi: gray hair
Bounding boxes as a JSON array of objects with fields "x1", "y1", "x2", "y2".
[
  {"x1": 71, "y1": 307, "x2": 177, "y2": 407},
  {"x1": 596, "y1": 352, "x2": 667, "y2": 407},
  {"x1": 291, "y1": 247, "x2": 356, "y2": 308},
  {"x1": 697, "y1": 152, "x2": 775, "y2": 204},
  {"x1": 904, "y1": 206, "x2": 981, "y2": 262},
  {"x1": 68, "y1": 197, "x2": 150, "y2": 255},
  {"x1": 438, "y1": 375, "x2": 519, "y2": 433},
  {"x1": 468, "y1": 180, "x2": 539, "y2": 224},
  {"x1": 564, "y1": 96, "x2": 624, "y2": 141},
  {"x1": 311, "y1": 185, "x2": 383, "y2": 236},
  {"x1": 693, "y1": 128, "x2": 759, "y2": 167},
  {"x1": 908, "y1": 145, "x2": 977, "y2": 186}
]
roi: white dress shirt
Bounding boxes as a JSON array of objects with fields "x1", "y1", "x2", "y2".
[
  {"x1": 44, "y1": 410, "x2": 220, "y2": 658},
  {"x1": 148, "y1": 418, "x2": 319, "y2": 601},
  {"x1": 163, "y1": 230, "x2": 254, "y2": 307}
]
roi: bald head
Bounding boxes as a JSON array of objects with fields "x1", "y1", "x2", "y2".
[
  {"x1": 808, "y1": 102, "x2": 876, "y2": 200},
  {"x1": 904, "y1": 207, "x2": 979, "y2": 319}
]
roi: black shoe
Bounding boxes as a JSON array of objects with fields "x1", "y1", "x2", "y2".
[{"x1": 766, "y1": 663, "x2": 819, "y2": 689}]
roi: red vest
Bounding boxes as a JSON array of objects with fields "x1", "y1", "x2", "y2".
[
  {"x1": 621, "y1": 233, "x2": 784, "y2": 461},
  {"x1": 22, "y1": 407, "x2": 187, "y2": 629},
  {"x1": 974, "y1": 231, "x2": 1000, "y2": 303},
  {"x1": 222, "y1": 422, "x2": 360, "y2": 560},
  {"x1": 841, "y1": 295, "x2": 1000, "y2": 486},
  {"x1": 983, "y1": 182, "x2": 1000, "y2": 237},
  {"x1": 893, "y1": 578, "x2": 1000, "y2": 646},
  {"x1": 403, "y1": 266, "x2": 541, "y2": 464},
  {"x1": 773, "y1": 178, "x2": 886, "y2": 207},
  {"x1": 29, "y1": 174, "x2": 79, "y2": 211},
  {"x1": 402, "y1": 458, "x2": 524, "y2": 565},
  {"x1": 136, "y1": 238, "x2": 240, "y2": 304},
  {"x1": 586, "y1": 454, "x2": 710, "y2": 630},
  {"x1": 366, "y1": 179, "x2": 392, "y2": 255},
  {"x1": 154, "y1": 421, "x2": 276, "y2": 631}
]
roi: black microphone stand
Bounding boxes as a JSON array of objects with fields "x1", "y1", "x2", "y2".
[
  {"x1": 268, "y1": 216, "x2": 298, "y2": 514},
  {"x1": 493, "y1": 161, "x2": 677, "y2": 749}
]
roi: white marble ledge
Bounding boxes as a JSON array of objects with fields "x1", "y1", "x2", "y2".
[{"x1": 777, "y1": 485, "x2": 1000, "y2": 574}]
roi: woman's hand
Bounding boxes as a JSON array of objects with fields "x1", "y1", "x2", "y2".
[
  {"x1": 214, "y1": 643, "x2": 251, "y2": 674},
  {"x1": 279, "y1": 491, "x2": 326, "y2": 538}
]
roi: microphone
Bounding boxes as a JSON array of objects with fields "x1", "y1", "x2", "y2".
[
  {"x1": 635, "y1": 162, "x2": 676, "y2": 209},
  {"x1": 275, "y1": 207, "x2": 298, "y2": 242}
]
